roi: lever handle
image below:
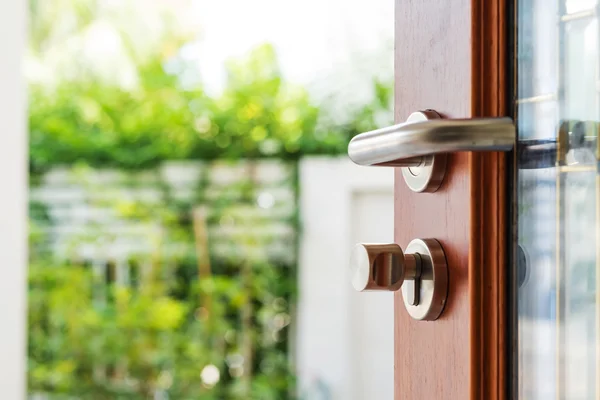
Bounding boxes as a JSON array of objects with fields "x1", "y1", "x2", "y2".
[
  {"x1": 349, "y1": 111, "x2": 599, "y2": 173},
  {"x1": 347, "y1": 110, "x2": 516, "y2": 192},
  {"x1": 348, "y1": 110, "x2": 515, "y2": 166},
  {"x1": 351, "y1": 239, "x2": 448, "y2": 321}
]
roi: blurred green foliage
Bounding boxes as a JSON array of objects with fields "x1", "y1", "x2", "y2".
[
  {"x1": 28, "y1": 262, "x2": 292, "y2": 399},
  {"x1": 28, "y1": 1, "x2": 393, "y2": 398},
  {"x1": 29, "y1": 171, "x2": 298, "y2": 399},
  {"x1": 30, "y1": 43, "x2": 390, "y2": 173}
]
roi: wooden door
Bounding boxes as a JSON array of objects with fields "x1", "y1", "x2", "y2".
[{"x1": 393, "y1": 1, "x2": 509, "y2": 399}]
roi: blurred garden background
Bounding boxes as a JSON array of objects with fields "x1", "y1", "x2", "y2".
[{"x1": 27, "y1": 0, "x2": 393, "y2": 398}]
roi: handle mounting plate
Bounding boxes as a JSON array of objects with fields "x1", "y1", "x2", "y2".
[{"x1": 401, "y1": 110, "x2": 447, "y2": 192}]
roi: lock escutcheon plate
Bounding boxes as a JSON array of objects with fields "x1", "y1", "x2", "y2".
[{"x1": 402, "y1": 238, "x2": 448, "y2": 321}]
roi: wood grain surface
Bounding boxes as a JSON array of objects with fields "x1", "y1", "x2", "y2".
[
  {"x1": 393, "y1": 0, "x2": 509, "y2": 398},
  {"x1": 470, "y1": 0, "x2": 509, "y2": 399}
]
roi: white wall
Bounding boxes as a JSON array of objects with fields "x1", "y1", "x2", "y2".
[
  {"x1": 0, "y1": 0, "x2": 27, "y2": 398},
  {"x1": 297, "y1": 157, "x2": 394, "y2": 400}
]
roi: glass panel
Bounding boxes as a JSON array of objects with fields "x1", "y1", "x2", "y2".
[{"x1": 517, "y1": 0, "x2": 600, "y2": 399}]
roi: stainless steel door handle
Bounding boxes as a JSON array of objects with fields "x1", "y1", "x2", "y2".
[{"x1": 348, "y1": 110, "x2": 516, "y2": 192}]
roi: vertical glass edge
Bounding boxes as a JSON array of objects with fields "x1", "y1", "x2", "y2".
[{"x1": 507, "y1": 0, "x2": 520, "y2": 398}]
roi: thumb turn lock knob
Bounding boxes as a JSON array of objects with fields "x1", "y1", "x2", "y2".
[{"x1": 351, "y1": 239, "x2": 448, "y2": 321}]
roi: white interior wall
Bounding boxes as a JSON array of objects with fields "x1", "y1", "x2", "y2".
[
  {"x1": 0, "y1": 0, "x2": 27, "y2": 398},
  {"x1": 298, "y1": 157, "x2": 394, "y2": 400}
]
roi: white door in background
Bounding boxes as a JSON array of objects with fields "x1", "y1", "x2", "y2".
[{"x1": 297, "y1": 157, "x2": 394, "y2": 400}]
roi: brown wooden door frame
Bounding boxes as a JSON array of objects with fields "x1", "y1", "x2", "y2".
[{"x1": 393, "y1": 0, "x2": 511, "y2": 398}]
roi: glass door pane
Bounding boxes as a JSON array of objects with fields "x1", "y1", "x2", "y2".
[{"x1": 517, "y1": 0, "x2": 600, "y2": 398}]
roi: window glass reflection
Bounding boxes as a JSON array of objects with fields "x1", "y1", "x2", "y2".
[{"x1": 517, "y1": 0, "x2": 600, "y2": 398}]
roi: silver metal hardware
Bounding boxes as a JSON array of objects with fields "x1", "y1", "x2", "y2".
[
  {"x1": 351, "y1": 239, "x2": 448, "y2": 321},
  {"x1": 519, "y1": 119, "x2": 600, "y2": 169},
  {"x1": 348, "y1": 110, "x2": 516, "y2": 192}
]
